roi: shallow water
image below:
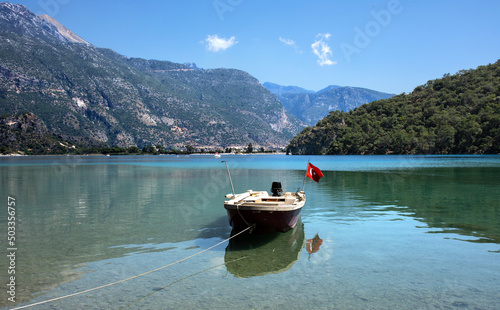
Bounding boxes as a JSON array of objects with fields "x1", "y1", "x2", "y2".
[{"x1": 1, "y1": 155, "x2": 499, "y2": 309}]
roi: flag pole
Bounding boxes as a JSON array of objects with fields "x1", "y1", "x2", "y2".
[
  {"x1": 302, "y1": 158, "x2": 310, "y2": 192},
  {"x1": 221, "y1": 161, "x2": 235, "y2": 197}
]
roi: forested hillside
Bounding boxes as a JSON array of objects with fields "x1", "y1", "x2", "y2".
[{"x1": 287, "y1": 60, "x2": 500, "y2": 155}]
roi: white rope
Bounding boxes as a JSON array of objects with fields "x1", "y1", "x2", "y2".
[{"x1": 13, "y1": 226, "x2": 253, "y2": 310}]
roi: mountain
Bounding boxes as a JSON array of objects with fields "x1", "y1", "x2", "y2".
[
  {"x1": 264, "y1": 83, "x2": 394, "y2": 126},
  {"x1": 287, "y1": 60, "x2": 500, "y2": 155},
  {"x1": 0, "y1": 3, "x2": 304, "y2": 154},
  {"x1": 183, "y1": 62, "x2": 202, "y2": 70},
  {"x1": 262, "y1": 82, "x2": 315, "y2": 95}
]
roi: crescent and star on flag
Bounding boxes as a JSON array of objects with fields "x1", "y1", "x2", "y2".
[
  {"x1": 306, "y1": 162, "x2": 324, "y2": 183},
  {"x1": 302, "y1": 160, "x2": 324, "y2": 191}
]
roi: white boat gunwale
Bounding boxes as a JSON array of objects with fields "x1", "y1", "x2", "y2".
[{"x1": 224, "y1": 190, "x2": 305, "y2": 212}]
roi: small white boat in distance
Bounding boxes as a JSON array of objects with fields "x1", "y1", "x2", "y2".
[{"x1": 214, "y1": 152, "x2": 221, "y2": 158}]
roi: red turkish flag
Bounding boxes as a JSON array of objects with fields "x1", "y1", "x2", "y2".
[{"x1": 306, "y1": 162, "x2": 323, "y2": 182}]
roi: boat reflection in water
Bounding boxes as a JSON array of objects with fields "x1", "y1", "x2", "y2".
[{"x1": 224, "y1": 218, "x2": 305, "y2": 278}]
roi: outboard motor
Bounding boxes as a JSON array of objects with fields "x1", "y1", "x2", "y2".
[{"x1": 271, "y1": 182, "x2": 283, "y2": 197}]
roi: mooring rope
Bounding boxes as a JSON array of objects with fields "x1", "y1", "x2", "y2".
[
  {"x1": 120, "y1": 256, "x2": 249, "y2": 309},
  {"x1": 236, "y1": 203, "x2": 255, "y2": 231},
  {"x1": 12, "y1": 225, "x2": 253, "y2": 310}
]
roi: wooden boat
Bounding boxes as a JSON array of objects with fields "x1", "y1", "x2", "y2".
[
  {"x1": 221, "y1": 160, "x2": 321, "y2": 233},
  {"x1": 223, "y1": 183, "x2": 305, "y2": 233}
]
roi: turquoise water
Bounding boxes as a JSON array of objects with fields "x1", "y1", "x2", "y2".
[{"x1": 1, "y1": 155, "x2": 500, "y2": 309}]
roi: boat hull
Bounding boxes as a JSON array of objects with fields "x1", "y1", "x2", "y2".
[
  {"x1": 223, "y1": 190, "x2": 305, "y2": 233},
  {"x1": 225, "y1": 207, "x2": 302, "y2": 233}
]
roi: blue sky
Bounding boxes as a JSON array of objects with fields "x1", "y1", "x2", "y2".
[{"x1": 13, "y1": 0, "x2": 500, "y2": 94}]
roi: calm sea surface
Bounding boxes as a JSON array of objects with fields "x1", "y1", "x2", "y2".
[{"x1": 1, "y1": 155, "x2": 500, "y2": 309}]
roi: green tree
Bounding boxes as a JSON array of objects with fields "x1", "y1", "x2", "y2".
[
  {"x1": 156, "y1": 145, "x2": 164, "y2": 153},
  {"x1": 127, "y1": 146, "x2": 140, "y2": 154},
  {"x1": 246, "y1": 143, "x2": 253, "y2": 153}
]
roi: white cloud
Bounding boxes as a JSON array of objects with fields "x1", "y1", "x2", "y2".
[
  {"x1": 279, "y1": 37, "x2": 296, "y2": 46},
  {"x1": 311, "y1": 33, "x2": 336, "y2": 66},
  {"x1": 204, "y1": 34, "x2": 238, "y2": 52},
  {"x1": 279, "y1": 36, "x2": 303, "y2": 54}
]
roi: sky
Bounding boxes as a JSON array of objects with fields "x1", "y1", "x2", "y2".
[{"x1": 12, "y1": 0, "x2": 500, "y2": 94}]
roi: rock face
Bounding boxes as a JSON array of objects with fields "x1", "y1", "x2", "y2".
[
  {"x1": 0, "y1": 3, "x2": 304, "y2": 151},
  {"x1": 0, "y1": 2, "x2": 69, "y2": 44},
  {"x1": 38, "y1": 14, "x2": 90, "y2": 45}
]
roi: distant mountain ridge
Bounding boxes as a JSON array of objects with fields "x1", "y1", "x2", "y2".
[
  {"x1": 263, "y1": 82, "x2": 315, "y2": 95},
  {"x1": 0, "y1": 2, "x2": 304, "y2": 153},
  {"x1": 264, "y1": 82, "x2": 394, "y2": 126}
]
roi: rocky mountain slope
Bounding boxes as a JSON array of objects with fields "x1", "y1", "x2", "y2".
[
  {"x1": 264, "y1": 82, "x2": 394, "y2": 126},
  {"x1": 0, "y1": 2, "x2": 304, "y2": 153}
]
